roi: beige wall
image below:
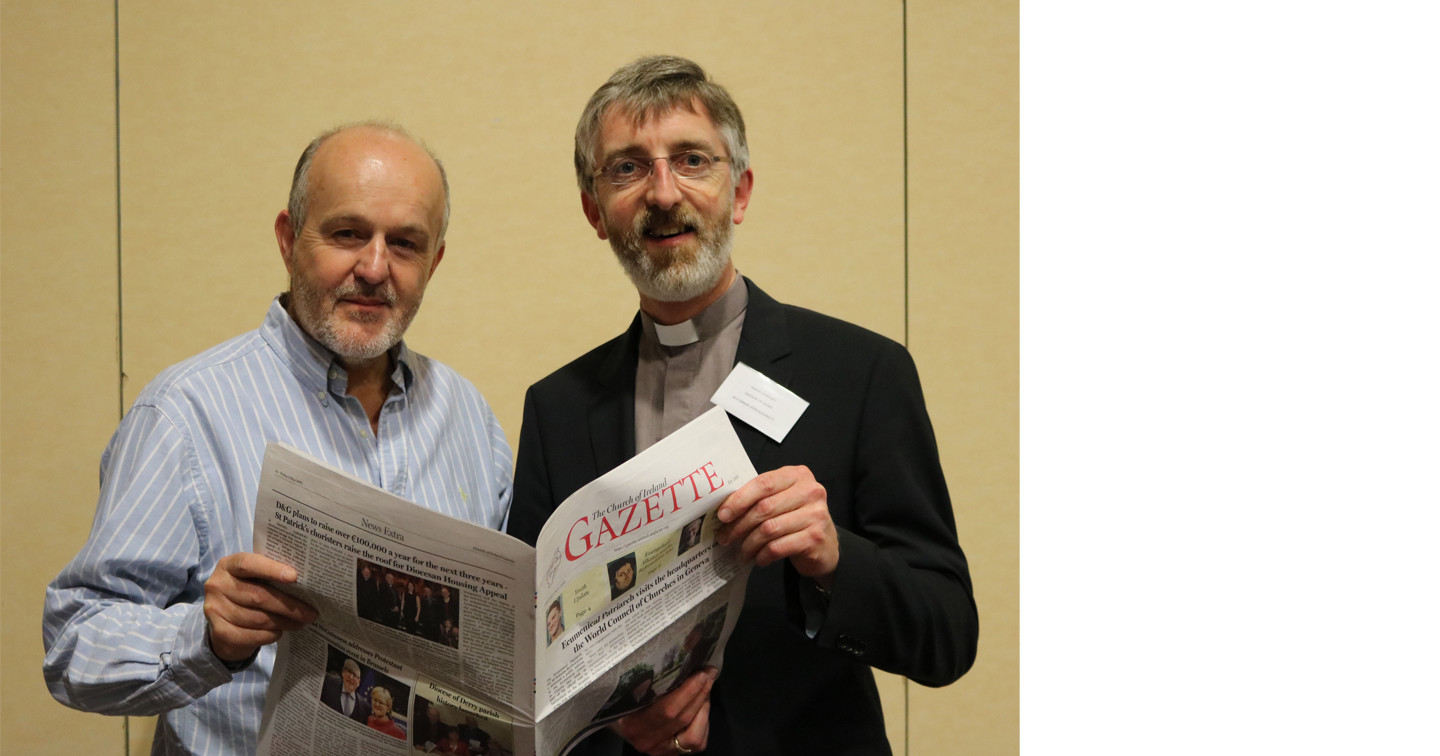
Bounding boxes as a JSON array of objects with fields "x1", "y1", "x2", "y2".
[
  {"x1": 1, "y1": 1, "x2": 1016, "y2": 753},
  {"x1": 2, "y1": 1, "x2": 127, "y2": 752}
]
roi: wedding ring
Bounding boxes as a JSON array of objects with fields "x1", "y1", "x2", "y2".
[{"x1": 673, "y1": 735, "x2": 694, "y2": 754}]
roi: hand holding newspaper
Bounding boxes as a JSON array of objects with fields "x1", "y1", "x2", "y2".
[{"x1": 253, "y1": 406, "x2": 754, "y2": 756}]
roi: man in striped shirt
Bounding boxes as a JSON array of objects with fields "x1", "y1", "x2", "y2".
[{"x1": 43, "y1": 123, "x2": 513, "y2": 755}]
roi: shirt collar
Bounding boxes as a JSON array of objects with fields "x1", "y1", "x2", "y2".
[
  {"x1": 639, "y1": 274, "x2": 748, "y2": 348},
  {"x1": 260, "y1": 295, "x2": 414, "y2": 397}
]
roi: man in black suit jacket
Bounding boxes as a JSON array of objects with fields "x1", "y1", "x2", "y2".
[
  {"x1": 319, "y1": 658, "x2": 371, "y2": 724},
  {"x1": 506, "y1": 55, "x2": 978, "y2": 756}
]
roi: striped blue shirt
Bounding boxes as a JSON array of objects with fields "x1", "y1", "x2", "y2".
[{"x1": 43, "y1": 297, "x2": 512, "y2": 755}]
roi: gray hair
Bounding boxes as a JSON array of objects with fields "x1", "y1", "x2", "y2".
[
  {"x1": 287, "y1": 120, "x2": 450, "y2": 242},
  {"x1": 574, "y1": 56, "x2": 748, "y2": 194}
]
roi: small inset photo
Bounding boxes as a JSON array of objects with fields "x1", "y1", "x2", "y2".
[
  {"x1": 544, "y1": 596, "x2": 565, "y2": 647},
  {"x1": 318, "y1": 645, "x2": 411, "y2": 740},
  {"x1": 677, "y1": 514, "x2": 706, "y2": 556},
  {"x1": 607, "y1": 553, "x2": 638, "y2": 600}
]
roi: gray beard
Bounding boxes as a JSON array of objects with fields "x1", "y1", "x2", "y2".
[
  {"x1": 289, "y1": 278, "x2": 413, "y2": 362},
  {"x1": 609, "y1": 203, "x2": 735, "y2": 303}
]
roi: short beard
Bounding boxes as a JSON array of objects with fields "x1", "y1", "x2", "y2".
[
  {"x1": 608, "y1": 202, "x2": 734, "y2": 303},
  {"x1": 289, "y1": 277, "x2": 414, "y2": 362}
]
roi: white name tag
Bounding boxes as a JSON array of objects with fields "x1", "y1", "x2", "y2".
[{"x1": 710, "y1": 362, "x2": 809, "y2": 443}]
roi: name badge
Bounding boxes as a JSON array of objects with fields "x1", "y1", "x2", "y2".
[{"x1": 710, "y1": 362, "x2": 809, "y2": 443}]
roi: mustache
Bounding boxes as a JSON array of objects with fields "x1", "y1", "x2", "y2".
[
  {"x1": 634, "y1": 204, "x2": 702, "y2": 234},
  {"x1": 333, "y1": 281, "x2": 397, "y2": 305}
]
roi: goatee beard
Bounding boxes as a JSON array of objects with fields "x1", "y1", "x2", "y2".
[
  {"x1": 610, "y1": 203, "x2": 734, "y2": 303},
  {"x1": 290, "y1": 278, "x2": 412, "y2": 362}
]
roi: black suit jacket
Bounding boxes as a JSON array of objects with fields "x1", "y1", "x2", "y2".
[
  {"x1": 319, "y1": 674, "x2": 371, "y2": 724},
  {"x1": 508, "y1": 279, "x2": 978, "y2": 756}
]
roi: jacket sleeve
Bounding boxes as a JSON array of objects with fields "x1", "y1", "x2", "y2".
[
  {"x1": 506, "y1": 385, "x2": 558, "y2": 546},
  {"x1": 791, "y1": 340, "x2": 980, "y2": 687},
  {"x1": 43, "y1": 404, "x2": 236, "y2": 714}
]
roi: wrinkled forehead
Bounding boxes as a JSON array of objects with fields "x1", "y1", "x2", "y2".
[
  {"x1": 607, "y1": 96, "x2": 707, "y2": 130},
  {"x1": 598, "y1": 99, "x2": 721, "y2": 152}
]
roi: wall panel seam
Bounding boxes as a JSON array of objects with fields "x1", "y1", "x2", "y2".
[
  {"x1": 902, "y1": 0, "x2": 910, "y2": 354},
  {"x1": 114, "y1": 0, "x2": 125, "y2": 426},
  {"x1": 114, "y1": 2, "x2": 132, "y2": 752},
  {"x1": 902, "y1": 3, "x2": 912, "y2": 755}
]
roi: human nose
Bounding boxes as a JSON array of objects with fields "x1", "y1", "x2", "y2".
[
  {"x1": 354, "y1": 234, "x2": 391, "y2": 284},
  {"x1": 644, "y1": 157, "x2": 683, "y2": 210}
]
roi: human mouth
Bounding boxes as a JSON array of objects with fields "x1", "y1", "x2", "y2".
[
  {"x1": 342, "y1": 296, "x2": 390, "y2": 308},
  {"x1": 644, "y1": 222, "x2": 695, "y2": 241},
  {"x1": 638, "y1": 207, "x2": 701, "y2": 243},
  {"x1": 333, "y1": 283, "x2": 397, "y2": 311}
]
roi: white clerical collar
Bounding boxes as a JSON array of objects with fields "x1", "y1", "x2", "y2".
[
  {"x1": 641, "y1": 274, "x2": 748, "y2": 348},
  {"x1": 654, "y1": 320, "x2": 701, "y2": 347}
]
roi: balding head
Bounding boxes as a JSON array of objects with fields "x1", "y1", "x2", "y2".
[{"x1": 287, "y1": 122, "x2": 450, "y2": 244}]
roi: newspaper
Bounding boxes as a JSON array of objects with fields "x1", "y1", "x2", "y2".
[{"x1": 253, "y1": 406, "x2": 754, "y2": 756}]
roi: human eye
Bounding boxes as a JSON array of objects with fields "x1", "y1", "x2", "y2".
[
  {"x1": 607, "y1": 158, "x2": 646, "y2": 183},
  {"x1": 673, "y1": 152, "x2": 711, "y2": 177}
]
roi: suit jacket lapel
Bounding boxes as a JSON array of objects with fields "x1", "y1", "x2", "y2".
[
  {"x1": 732, "y1": 278, "x2": 794, "y2": 465},
  {"x1": 589, "y1": 313, "x2": 642, "y2": 476},
  {"x1": 596, "y1": 279, "x2": 796, "y2": 470}
]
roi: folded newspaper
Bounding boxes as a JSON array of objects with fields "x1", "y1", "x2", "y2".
[{"x1": 254, "y1": 406, "x2": 755, "y2": 756}]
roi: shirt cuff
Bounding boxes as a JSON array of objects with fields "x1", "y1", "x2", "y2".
[
  {"x1": 797, "y1": 577, "x2": 833, "y2": 638},
  {"x1": 163, "y1": 607, "x2": 247, "y2": 697},
  {"x1": 203, "y1": 615, "x2": 259, "y2": 672}
]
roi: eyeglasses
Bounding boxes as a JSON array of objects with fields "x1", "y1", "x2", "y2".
[{"x1": 596, "y1": 151, "x2": 730, "y2": 187}]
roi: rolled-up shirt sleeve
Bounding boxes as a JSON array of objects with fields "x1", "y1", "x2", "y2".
[{"x1": 43, "y1": 404, "x2": 234, "y2": 715}]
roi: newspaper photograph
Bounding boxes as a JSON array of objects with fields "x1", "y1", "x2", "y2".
[
  {"x1": 258, "y1": 623, "x2": 530, "y2": 755},
  {"x1": 253, "y1": 406, "x2": 755, "y2": 756}
]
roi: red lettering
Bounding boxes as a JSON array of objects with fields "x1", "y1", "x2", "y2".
[
  {"x1": 595, "y1": 514, "x2": 620, "y2": 548},
  {"x1": 683, "y1": 468, "x2": 705, "y2": 500},
  {"x1": 701, "y1": 462, "x2": 724, "y2": 493},
  {"x1": 664, "y1": 479, "x2": 688, "y2": 513},
  {"x1": 643, "y1": 493, "x2": 664, "y2": 525},
  {"x1": 617, "y1": 502, "x2": 642, "y2": 536},
  {"x1": 565, "y1": 517, "x2": 593, "y2": 561}
]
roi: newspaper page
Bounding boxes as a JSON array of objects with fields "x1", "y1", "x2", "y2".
[
  {"x1": 252, "y1": 444, "x2": 537, "y2": 755},
  {"x1": 530, "y1": 406, "x2": 755, "y2": 755},
  {"x1": 260, "y1": 622, "x2": 530, "y2": 756},
  {"x1": 253, "y1": 406, "x2": 754, "y2": 756}
]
